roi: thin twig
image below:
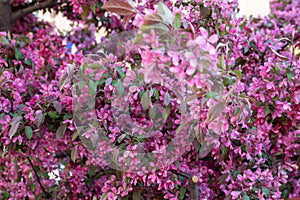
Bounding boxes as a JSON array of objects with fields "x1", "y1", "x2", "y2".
[{"x1": 27, "y1": 156, "x2": 51, "y2": 198}]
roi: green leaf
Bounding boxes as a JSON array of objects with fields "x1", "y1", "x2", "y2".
[
  {"x1": 63, "y1": 114, "x2": 72, "y2": 120},
  {"x1": 88, "y1": 166, "x2": 95, "y2": 177},
  {"x1": 223, "y1": 76, "x2": 235, "y2": 87},
  {"x1": 233, "y1": 70, "x2": 242, "y2": 80},
  {"x1": 115, "y1": 79, "x2": 125, "y2": 97},
  {"x1": 241, "y1": 144, "x2": 247, "y2": 152},
  {"x1": 90, "y1": 2, "x2": 96, "y2": 14},
  {"x1": 1, "y1": 190, "x2": 10, "y2": 198},
  {"x1": 87, "y1": 63, "x2": 103, "y2": 70},
  {"x1": 24, "y1": 59, "x2": 33, "y2": 66},
  {"x1": 141, "y1": 90, "x2": 151, "y2": 110},
  {"x1": 162, "y1": 106, "x2": 171, "y2": 120},
  {"x1": 15, "y1": 48, "x2": 24, "y2": 60},
  {"x1": 217, "y1": 54, "x2": 225, "y2": 69},
  {"x1": 140, "y1": 23, "x2": 169, "y2": 34},
  {"x1": 174, "y1": 13, "x2": 181, "y2": 30},
  {"x1": 179, "y1": 187, "x2": 186, "y2": 200},
  {"x1": 205, "y1": 92, "x2": 220, "y2": 99},
  {"x1": 233, "y1": 170, "x2": 242, "y2": 178},
  {"x1": 30, "y1": 183, "x2": 36, "y2": 191},
  {"x1": 89, "y1": 80, "x2": 98, "y2": 96},
  {"x1": 242, "y1": 194, "x2": 250, "y2": 200},
  {"x1": 25, "y1": 126, "x2": 33, "y2": 140},
  {"x1": 262, "y1": 187, "x2": 269, "y2": 198},
  {"x1": 153, "y1": 88, "x2": 159, "y2": 100},
  {"x1": 263, "y1": 106, "x2": 271, "y2": 115},
  {"x1": 158, "y1": 2, "x2": 173, "y2": 25},
  {"x1": 150, "y1": 106, "x2": 157, "y2": 118},
  {"x1": 116, "y1": 66, "x2": 125, "y2": 78},
  {"x1": 42, "y1": 172, "x2": 50, "y2": 179},
  {"x1": 281, "y1": 189, "x2": 289, "y2": 200},
  {"x1": 0, "y1": 36, "x2": 9, "y2": 45},
  {"x1": 287, "y1": 71, "x2": 294, "y2": 80},
  {"x1": 48, "y1": 111, "x2": 59, "y2": 119},
  {"x1": 240, "y1": 21, "x2": 246, "y2": 30},
  {"x1": 274, "y1": 64, "x2": 280, "y2": 73},
  {"x1": 81, "y1": 5, "x2": 90, "y2": 19}
]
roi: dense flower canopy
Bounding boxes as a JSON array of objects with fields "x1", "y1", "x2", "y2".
[{"x1": 0, "y1": 0, "x2": 299, "y2": 200}]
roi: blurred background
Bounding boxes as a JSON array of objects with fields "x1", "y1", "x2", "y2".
[
  {"x1": 238, "y1": 0, "x2": 270, "y2": 18},
  {"x1": 38, "y1": 0, "x2": 271, "y2": 42}
]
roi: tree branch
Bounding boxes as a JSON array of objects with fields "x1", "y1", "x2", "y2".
[
  {"x1": 11, "y1": 0, "x2": 38, "y2": 12},
  {"x1": 12, "y1": 0, "x2": 56, "y2": 23},
  {"x1": 27, "y1": 156, "x2": 51, "y2": 199}
]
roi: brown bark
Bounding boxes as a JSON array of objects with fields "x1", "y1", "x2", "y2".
[
  {"x1": 0, "y1": 0, "x2": 12, "y2": 31},
  {"x1": 0, "y1": 0, "x2": 56, "y2": 32}
]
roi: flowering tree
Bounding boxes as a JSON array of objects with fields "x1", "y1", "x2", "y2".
[{"x1": 0, "y1": 0, "x2": 299, "y2": 199}]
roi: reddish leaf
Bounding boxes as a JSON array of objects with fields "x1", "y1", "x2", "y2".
[
  {"x1": 164, "y1": 91, "x2": 171, "y2": 106},
  {"x1": 52, "y1": 101, "x2": 62, "y2": 113},
  {"x1": 59, "y1": 71, "x2": 70, "y2": 91},
  {"x1": 218, "y1": 172, "x2": 230, "y2": 184},
  {"x1": 140, "y1": 23, "x2": 170, "y2": 34},
  {"x1": 56, "y1": 123, "x2": 67, "y2": 140},
  {"x1": 206, "y1": 101, "x2": 226, "y2": 123},
  {"x1": 224, "y1": 194, "x2": 232, "y2": 200},
  {"x1": 198, "y1": 141, "x2": 214, "y2": 158},
  {"x1": 9, "y1": 116, "x2": 22, "y2": 139},
  {"x1": 179, "y1": 100, "x2": 187, "y2": 115},
  {"x1": 123, "y1": 14, "x2": 134, "y2": 29},
  {"x1": 195, "y1": 128, "x2": 205, "y2": 145},
  {"x1": 117, "y1": 133, "x2": 127, "y2": 143},
  {"x1": 71, "y1": 146, "x2": 77, "y2": 162},
  {"x1": 34, "y1": 110, "x2": 43, "y2": 128},
  {"x1": 141, "y1": 90, "x2": 151, "y2": 110},
  {"x1": 102, "y1": 0, "x2": 136, "y2": 16},
  {"x1": 143, "y1": 14, "x2": 164, "y2": 25},
  {"x1": 72, "y1": 130, "x2": 79, "y2": 141},
  {"x1": 100, "y1": 193, "x2": 108, "y2": 200},
  {"x1": 133, "y1": 190, "x2": 141, "y2": 200},
  {"x1": 290, "y1": 197, "x2": 300, "y2": 200}
]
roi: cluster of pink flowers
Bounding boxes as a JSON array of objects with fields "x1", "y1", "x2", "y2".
[{"x1": 0, "y1": 0, "x2": 299, "y2": 199}]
